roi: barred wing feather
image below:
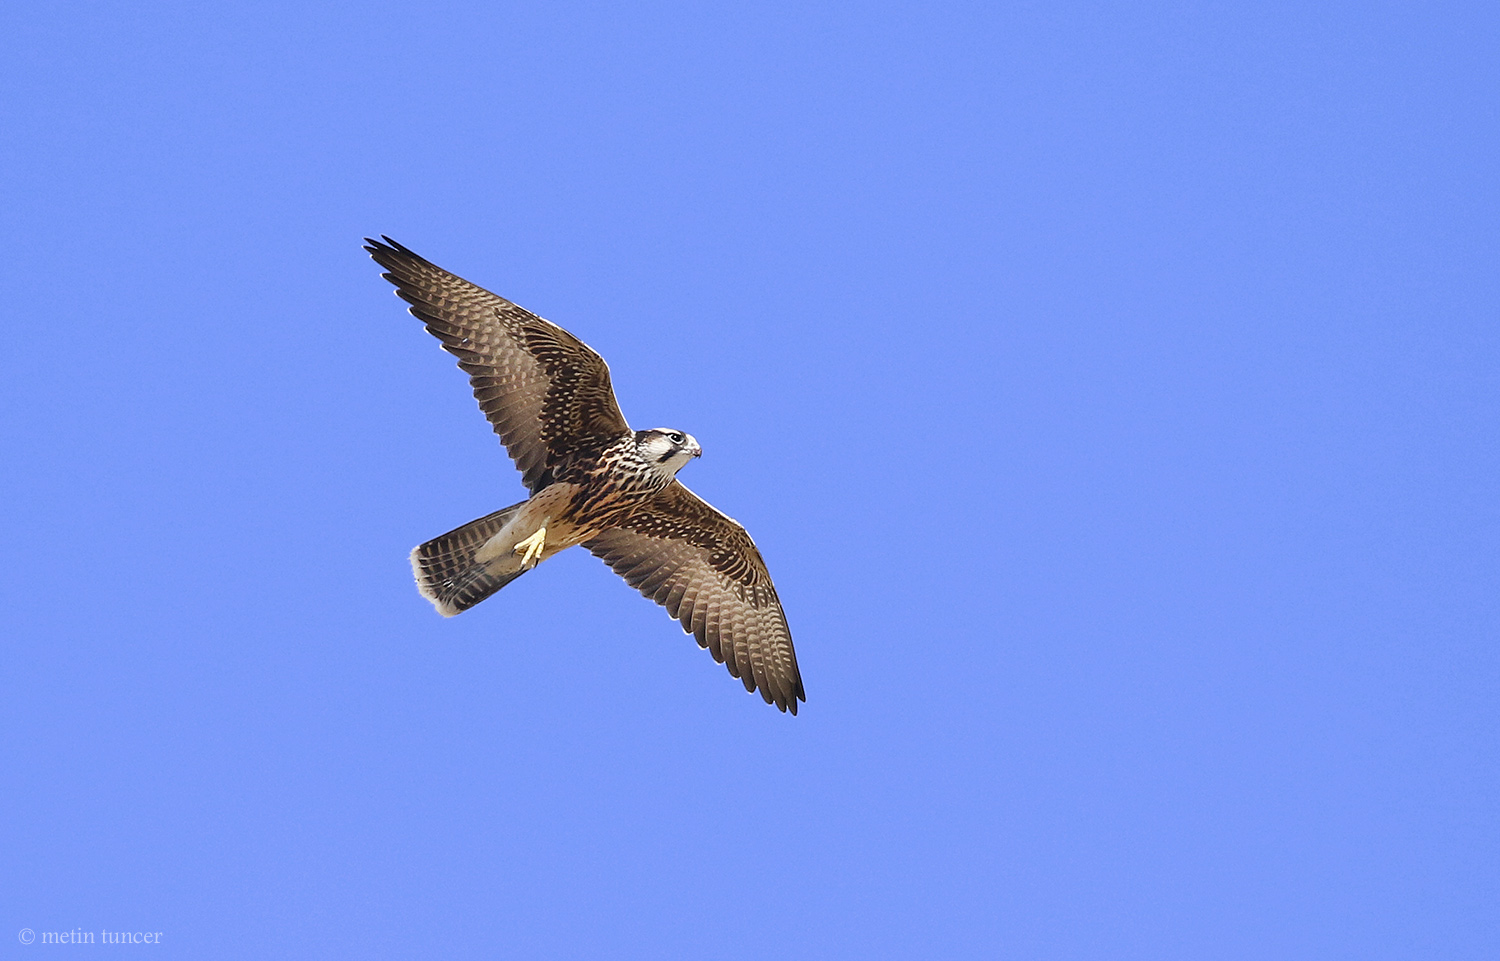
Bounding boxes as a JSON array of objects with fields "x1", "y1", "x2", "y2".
[
  {"x1": 365, "y1": 237, "x2": 629, "y2": 493},
  {"x1": 585, "y1": 481, "x2": 805, "y2": 713}
]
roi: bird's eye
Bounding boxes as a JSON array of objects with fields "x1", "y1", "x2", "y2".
[{"x1": 668, "y1": 432, "x2": 684, "y2": 444}]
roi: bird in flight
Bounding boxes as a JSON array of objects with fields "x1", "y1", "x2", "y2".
[{"x1": 366, "y1": 237, "x2": 805, "y2": 713}]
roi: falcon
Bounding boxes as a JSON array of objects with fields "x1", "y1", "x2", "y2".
[{"x1": 366, "y1": 237, "x2": 805, "y2": 713}]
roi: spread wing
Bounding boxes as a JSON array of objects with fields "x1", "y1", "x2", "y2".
[
  {"x1": 366, "y1": 237, "x2": 630, "y2": 493},
  {"x1": 585, "y1": 481, "x2": 805, "y2": 714}
]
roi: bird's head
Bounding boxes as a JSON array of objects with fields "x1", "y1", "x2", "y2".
[{"x1": 637, "y1": 428, "x2": 702, "y2": 479}]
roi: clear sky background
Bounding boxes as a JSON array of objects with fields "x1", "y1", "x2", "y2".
[{"x1": 2, "y1": 1, "x2": 1496, "y2": 958}]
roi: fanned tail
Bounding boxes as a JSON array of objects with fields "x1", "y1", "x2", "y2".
[{"x1": 410, "y1": 502, "x2": 528, "y2": 616}]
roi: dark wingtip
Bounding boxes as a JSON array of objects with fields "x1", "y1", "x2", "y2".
[
  {"x1": 363, "y1": 235, "x2": 429, "y2": 267},
  {"x1": 765, "y1": 676, "x2": 804, "y2": 715}
]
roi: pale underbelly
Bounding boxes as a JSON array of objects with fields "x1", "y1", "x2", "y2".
[{"x1": 472, "y1": 482, "x2": 640, "y2": 566}]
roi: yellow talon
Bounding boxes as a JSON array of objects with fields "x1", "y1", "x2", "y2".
[{"x1": 514, "y1": 526, "x2": 547, "y2": 569}]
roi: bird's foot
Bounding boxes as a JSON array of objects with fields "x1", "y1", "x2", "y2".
[{"x1": 514, "y1": 526, "x2": 547, "y2": 569}]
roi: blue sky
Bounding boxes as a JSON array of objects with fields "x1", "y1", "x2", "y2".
[{"x1": 2, "y1": 1, "x2": 1496, "y2": 958}]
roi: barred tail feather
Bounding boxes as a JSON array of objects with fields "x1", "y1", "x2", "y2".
[{"x1": 410, "y1": 502, "x2": 528, "y2": 616}]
